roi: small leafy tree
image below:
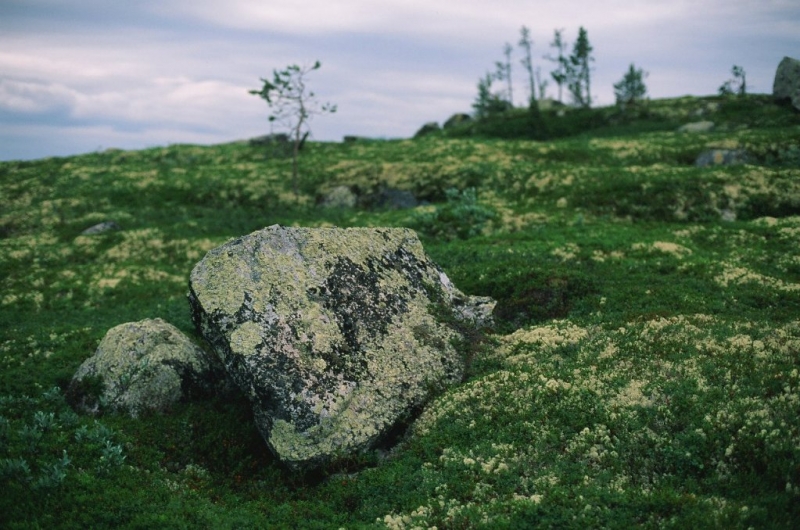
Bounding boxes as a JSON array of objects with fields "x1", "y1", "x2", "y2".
[
  {"x1": 568, "y1": 27, "x2": 594, "y2": 107},
  {"x1": 719, "y1": 65, "x2": 747, "y2": 96},
  {"x1": 546, "y1": 28, "x2": 569, "y2": 103},
  {"x1": 613, "y1": 63, "x2": 648, "y2": 106},
  {"x1": 249, "y1": 61, "x2": 336, "y2": 196}
]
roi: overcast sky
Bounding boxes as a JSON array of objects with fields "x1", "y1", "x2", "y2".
[{"x1": 1, "y1": 0, "x2": 798, "y2": 161}]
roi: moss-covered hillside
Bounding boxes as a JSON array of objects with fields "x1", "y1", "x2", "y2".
[{"x1": 2, "y1": 95, "x2": 800, "y2": 528}]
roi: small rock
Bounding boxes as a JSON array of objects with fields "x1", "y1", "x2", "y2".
[
  {"x1": 81, "y1": 221, "x2": 121, "y2": 235},
  {"x1": 443, "y1": 113, "x2": 473, "y2": 129},
  {"x1": 67, "y1": 318, "x2": 226, "y2": 417},
  {"x1": 343, "y1": 135, "x2": 370, "y2": 143},
  {"x1": 413, "y1": 122, "x2": 441, "y2": 139},
  {"x1": 358, "y1": 187, "x2": 418, "y2": 210},
  {"x1": 249, "y1": 133, "x2": 289, "y2": 146}
]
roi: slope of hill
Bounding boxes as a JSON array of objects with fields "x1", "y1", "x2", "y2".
[{"x1": 1, "y1": 95, "x2": 799, "y2": 528}]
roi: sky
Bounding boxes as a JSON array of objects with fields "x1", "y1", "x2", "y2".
[{"x1": 1, "y1": 0, "x2": 798, "y2": 161}]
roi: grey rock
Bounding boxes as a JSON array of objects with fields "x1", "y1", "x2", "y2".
[
  {"x1": 773, "y1": 56, "x2": 800, "y2": 111},
  {"x1": 81, "y1": 221, "x2": 121, "y2": 235},
  {"x1": 678, "y1": 121, "x2": 715, "y2": 133},
  {"x1": 249, "y1": 133, "x2": 289, "y2": 146},
  {"x1": 358, "y1": 187, "x2": 418, "y2": 210},
  {"x1": 318, "y1": 185, "x2": 357, "y2": 209},
  {"x1": 188, "y1": 226, "x2": 494, "y2": 470},
  {"x1": 443, "y1": 113, "x2": 473, "y2": 129},
  {"x1": 68, "y1": 318, "x2": 225, "y2": 417},
  {"x1": 343, "y1": 135, "x2": 370, "y2": 143},
  {"x1": 413, "y1": 121, "x2": 441, "y2": 138},
  {"x1": 695, "y1": 149, "x2": 749, "y2": 167}
]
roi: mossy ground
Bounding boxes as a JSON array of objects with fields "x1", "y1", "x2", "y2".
[{"x1": 1, "y1": 95, "x2": 799, "y2": 528}]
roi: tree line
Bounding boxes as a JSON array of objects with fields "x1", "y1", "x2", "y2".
[
  {"x1": 474, "y1": 25, "x2": 750, "y2": 119},
  {"x1": 473, "y1": 26, "x2": 600, "y2": 118}
]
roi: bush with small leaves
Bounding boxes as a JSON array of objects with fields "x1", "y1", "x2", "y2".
[{"x1": 0, "y1": 388, "x2": 126, "y2": 525}]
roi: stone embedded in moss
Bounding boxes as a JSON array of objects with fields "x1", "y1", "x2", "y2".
[
  {"x1": 188, "y1": 225, "x2": 495, "y2": 471},
  {"x1": 67, "y1": 318, "x2": 226, "y2": 418}
]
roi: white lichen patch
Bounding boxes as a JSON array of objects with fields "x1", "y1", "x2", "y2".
[
  {"x1": 715, "y1": 262, "x2": 800, "y2": 293},
  {"x1": 632, "y1": 241, "x2": 693, "y2": 259}
]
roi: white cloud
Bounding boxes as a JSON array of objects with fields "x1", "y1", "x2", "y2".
[{"x1": 1, "y1": 0, "x2": 799, "y2": 160}]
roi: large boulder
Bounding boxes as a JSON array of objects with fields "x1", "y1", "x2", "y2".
[
  {"x1": 773, "y1": 56, "x2": 800, "y2": 111},
  {"x1": 67, "y1": 318, "x2": 225, "y2": 417},
  {"x1": 188, "y1": 225, "x2": 494, "y2": 470}
]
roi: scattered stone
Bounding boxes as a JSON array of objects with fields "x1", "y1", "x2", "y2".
[
  {"x1": 443, "y1": 113, "x2": 473, "y2": 129},
  {"x1": 773, "y1": 56, "x2": 800, "y2": 111},
  {"x1": 67, "y1": 318, "x2": 226, "y2": 418},
  {"x1": 413, "y1": 121, "x2": 441, "y2": 139},
  {"x1": 249, "y1": 133, "x2": 290, "y2": 146},
  {"x1": 678, "y1": 121, "x2": 715, "y2": 133},
  {"x1": 318, "y1": 185, "x2": 357, "y2": 209},
  {"x1": 694, "y1": 149, "x2": 749, "y2": 167},
  {"x1": 358, "y1": 187, "x2": 418, "y2": 210},
  {"x1": 343, "y1": 135, "x2": 370, "y2": 143},
  {"x1": 188, "y1": 225, "x2": 494, "y2": 470},
  {"x1": 81, "y1": 221, "x2": 121, "y2": 235}
]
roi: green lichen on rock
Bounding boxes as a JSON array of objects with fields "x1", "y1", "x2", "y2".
[
  {"x1": 67, "y1": 318, "x2": 224, "y2": 417},
  {"x1": 188, "y1": 225, "x2": 495, "y2": 470}
]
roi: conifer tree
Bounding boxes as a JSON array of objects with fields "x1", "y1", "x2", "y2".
[
  {"x1": 614, "y1": 63, "x2": 648, "y2": 105},
  {"x1": 568, "y1": 27, "x2": 594, "y2": 107}
]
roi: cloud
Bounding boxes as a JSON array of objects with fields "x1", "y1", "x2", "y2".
[
  {"x1": 1, "y1": 0, "x2": 799, "y2": 160},
  {"x1": 0, "y1": 78, "x2": 78, "y2": 115}
]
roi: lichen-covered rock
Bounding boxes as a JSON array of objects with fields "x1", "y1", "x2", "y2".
[
  {"x1": 188, "y1": 225, "x2": 494, "y2": 470},
  {"x1": 67, "y1": 318, "x2": 225, "y2": 417},
  {"x1": 773, "y1": 56, "x2": 800, "y2": 111}
]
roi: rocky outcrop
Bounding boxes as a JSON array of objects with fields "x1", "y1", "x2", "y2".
[
  {"x1": 68, "y1": 318, "x2": 225, "y2": 417},
  {"x1": 188, "y1": 225, "x2": 494, "y2": 470},
  {"x1": 773, "y1": 56, "x2": 800, "y2": 111}
]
